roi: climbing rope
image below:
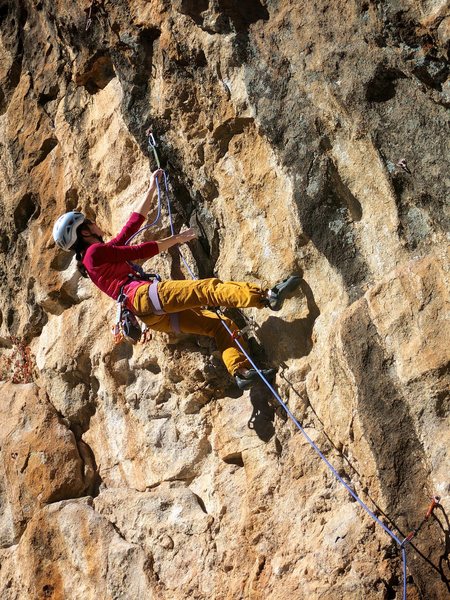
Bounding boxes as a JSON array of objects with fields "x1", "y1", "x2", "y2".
[
  {"x1": 216, "y1": 316, "x2": 411, "y2": 596},
  {"x1": 131, "y1": 131, "x2": 442, "y2": 599},
  {"x1": 125, "y1": 132, "x2": 193, "y2": 279},
  {"x1": 124, "y1": 134, "x2": 163, "y2": 245}
]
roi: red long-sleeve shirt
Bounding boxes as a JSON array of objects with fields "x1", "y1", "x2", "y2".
[{"x1": 82, "y1": 212, "x2": 158, "y2": 306}]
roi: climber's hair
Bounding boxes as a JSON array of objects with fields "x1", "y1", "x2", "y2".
[{"x1": 71, "y1": 221, "x2": 92, "y2": 279}]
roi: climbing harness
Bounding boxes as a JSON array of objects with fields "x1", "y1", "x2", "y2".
[
  {"x1": 112, "y1": 267, "x2": 161, "y2": 346},
  {"x1": 113, "y1": 286, "x2": 142, "y2": 345}
]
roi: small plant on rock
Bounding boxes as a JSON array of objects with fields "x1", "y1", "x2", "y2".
[{"x1": 0, "y1": 336, "x2": 35, "y2": 384}]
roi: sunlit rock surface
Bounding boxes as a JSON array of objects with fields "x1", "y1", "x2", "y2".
[{"x1": 0, "y1": 1, "x2": 449, "y2": 598}]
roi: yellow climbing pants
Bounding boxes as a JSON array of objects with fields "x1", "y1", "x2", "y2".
[{"x1": 132, "y1": 278, "x2": 267, "y2": 376}]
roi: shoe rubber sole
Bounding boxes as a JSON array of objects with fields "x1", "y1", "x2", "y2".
[
  {"x1": 235, "y1": 368, "x2": 277, "y2": 390},
  {"x1": 269, "y1": 275, "x2": 301, "y2": 311}
]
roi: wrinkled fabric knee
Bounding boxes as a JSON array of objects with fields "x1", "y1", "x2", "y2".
[{"x1": 177, "y1": 309, "x2": 250, "y2": 375}]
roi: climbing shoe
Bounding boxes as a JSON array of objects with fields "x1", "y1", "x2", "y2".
[
  {"x1": 235, "y1": 368, "x2": 277, "y2": 390},
  {"x1": 266, "y1": 276, "x2": 301, "y2": 311}
]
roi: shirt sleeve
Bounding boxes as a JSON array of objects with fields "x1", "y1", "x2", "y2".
[
  {"x1": 109, "y1": 212, "x2": 146, "y2": 246},
  {"x1": 87, "y1": 241, "x2": 159, "y2": 265}
]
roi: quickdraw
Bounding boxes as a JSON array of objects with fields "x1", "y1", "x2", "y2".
[
  {"x1": 85, "y1": 0, "x2": 105, "y2": 32},
  {"x1": 85, "y1": 3, "x2": 93, "y2": 31},
  {"x1": 401, "y1": 496, "x2": 441, "y2": 546},
  {"x1": 112, "y1": 289, "x2": 143, "y2": 345},
  {"x1": 397, "y1": 158, "x2": 412, "y2": 175},
  {"x1": 146, "y1": 129, "x2": 161, "y2": 169},
  {"x1": 112, "y1": 272, "x2": 161, "y2": 345}
]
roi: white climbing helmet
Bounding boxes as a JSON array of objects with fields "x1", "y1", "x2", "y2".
[{"x1": 52, "y1": 211, "x2": 86, "y2": 251}]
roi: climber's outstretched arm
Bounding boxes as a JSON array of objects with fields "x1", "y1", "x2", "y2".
[
  {"x1": 134, "y1": 169, "x2": 164, "y2": 216},
  {"x1": 86, "y1": 228, "x2": 197, "y2": 265}
]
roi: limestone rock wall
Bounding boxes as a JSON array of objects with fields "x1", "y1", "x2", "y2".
[{"x1": 0, "y1": 1, "x2": 449, "y2": 598}]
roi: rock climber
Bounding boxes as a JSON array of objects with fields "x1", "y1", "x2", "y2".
[{"x1": 52, "y1": 169, "x2": 301, "y2": 390}]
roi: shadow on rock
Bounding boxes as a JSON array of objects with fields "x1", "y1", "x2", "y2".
[
  {"x1": 257, "y1": 278, "x2": 320, "y2": 363},
  {"x1": 247, "y1": 383, "x2": 276, "y2": 442}
]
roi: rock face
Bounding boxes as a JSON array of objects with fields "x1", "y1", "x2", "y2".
[
  {"x1": 0, "y1": 1, "x2": 449, "y2": 599},
  {"x1": 0, "y1": 383, "x2": 95, "y2": 547}
]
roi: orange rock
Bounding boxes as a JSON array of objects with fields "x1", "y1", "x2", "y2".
[{"x1": 0, "y1": 383, "x2": 94, "y2": 543}]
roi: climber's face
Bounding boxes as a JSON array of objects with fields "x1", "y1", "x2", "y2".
[
  {"x1": 81, "y1": 219, "x2": 104, "y2": 244},
  {"x1": 83, "y1": 219, "x2": 104, "y2": 238}
]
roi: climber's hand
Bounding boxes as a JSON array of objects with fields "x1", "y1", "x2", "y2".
[
  {"x1": 147, "y1": 168, "x2": 164, "y2": 193},
  {"x1": 176, "y1": 228, "x2": 198, "y2": 244},
  {"x1": 156, "y1": 228, "x2": 197, "y2": 253},
  {"x1": 135, "y1": 169, "x2": 164, "y2": 216}
]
